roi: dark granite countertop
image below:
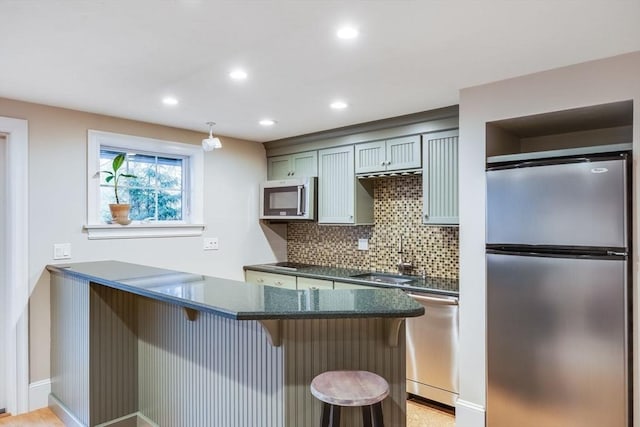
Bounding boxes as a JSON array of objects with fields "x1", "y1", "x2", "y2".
[
  {"x1": 47, "y1": 261, "x2": 424, "y2": 320},
  {"x1": 243, "y1": 263, "x2": 459, "y2": 296}
]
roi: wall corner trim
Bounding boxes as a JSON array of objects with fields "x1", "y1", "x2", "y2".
[
  {"x1": 455, "y1": 399, "x2": 486, "y2": 427},
  {"x1": 28, "y1": 378, "x2": 51, "y2": 411}
]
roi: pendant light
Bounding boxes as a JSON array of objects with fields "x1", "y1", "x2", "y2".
[{"x1": 202, "y1": 122, "x2": 222, "y2": 151}]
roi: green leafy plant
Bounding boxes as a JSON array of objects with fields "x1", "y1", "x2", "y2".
[{"x1": 102, "y1": 153, "x2": 137, "y2": 204}]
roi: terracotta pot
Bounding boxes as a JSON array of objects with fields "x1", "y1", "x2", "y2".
[{"x1": 109, "y1": 204, "x2": 131, "y2": 225}]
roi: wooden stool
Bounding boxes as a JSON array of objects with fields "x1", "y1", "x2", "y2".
[{"x1": 310, "y1": 370, "x2": 389, "y2": 427}]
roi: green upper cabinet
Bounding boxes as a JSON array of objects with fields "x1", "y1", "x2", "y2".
[
  {"x1": 318, "y1": 145, "x2": 373, "y2": 224},
  {"x1": 355, "y1": 135, "x2": 421, "y2": 174},
  {"x1": 354, "y1": 140, "x2": 386, "y2": 174},
  {"x1": 267, "y1": 151, "x2": 318, "y2": 180},
  {"x1": 422, "y1": 131, "x2": 459, "y2": 225}
]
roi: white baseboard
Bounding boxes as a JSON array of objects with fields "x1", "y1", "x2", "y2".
[
  {"x1": 95, "y1": 412, "x2": 158, "y2": 427},
  {"x1": 28, "y1": 379, "x2": 51, "y2": 411},
  {"x1": 455, "y1": 398, "x2": 486, "y2": 427},
  {"x1": 49, "y1": 394, "x2": 84, "y2": 427}
]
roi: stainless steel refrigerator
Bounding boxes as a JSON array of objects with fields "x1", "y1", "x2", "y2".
[{"x1": 486, "y1": 148, "x2": 631, "y2": 427}]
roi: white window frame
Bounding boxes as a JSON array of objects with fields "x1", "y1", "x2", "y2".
[{"x1": 85, "y1": 130, "x2": 205, "y2": 239}]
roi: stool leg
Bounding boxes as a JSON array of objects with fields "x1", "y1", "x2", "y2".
[
  {"x1": 372, "y1": 402, "x2": 384, "y2": 427},
  {"x1": 320, "y1": 403, "x2": 341, "y2": 427},
  {"x1": 331, "y1": 404, "x2": 341, "y2": 426},
  {"x1": 320, "y1": 403, "x2": 331, "y2": 427},
  {"x1": 361, "y1": 405, "x2": 373, "y2": 427}
]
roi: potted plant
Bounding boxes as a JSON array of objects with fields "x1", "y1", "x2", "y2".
[{"x1": 102, "y1": 152, "x2": 137, "y2": 225}]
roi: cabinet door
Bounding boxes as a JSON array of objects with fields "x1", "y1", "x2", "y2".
[
  {"x1": 423, "y1": 134, "x2": 458, "y2": 225},
  {"x1": 386, "y1": 135, "x2": 421, "y2": 171},
  {"x1": 297, "y1": 277, "x2": 333, "y2": 290},
  {"x1": 245, "y1": 270, "x2": 297, "y2": 289},
  {"x1": 267, "y1": 155, "x2": 292, "y2": 180},
  {"x1": 355, "y1": 141, "x2": 386, "y2": 174},
  {"x1": 318, "y1": 146, "x2": 355, "y2": 223},
  {"x1": 291, "y1": 151, "x2": 318, "y2": 177}
]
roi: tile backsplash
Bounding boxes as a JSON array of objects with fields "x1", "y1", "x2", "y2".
[{"x1": 287, "y1": 175, "x2": 459, "y2": 279}]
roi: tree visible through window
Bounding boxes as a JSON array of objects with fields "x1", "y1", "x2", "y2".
[{"x1": 99, "y1": 148, "x2": 187, "y2": 223}]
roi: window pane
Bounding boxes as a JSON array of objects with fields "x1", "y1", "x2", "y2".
[
  {"x1": 157, "y1": 161, "x2": 182, "y2": 190},
  {"x1": 126, "y1": 154, "x2": 156, "y2": 188},
  {"x1": 99, "y1": 147, "x2": 186, "y2": 223},
  {"x1": 158, "y1": 190, "x2": 183, "y2": 220},
  {"x1": 128, "y1": 189, "x2": 157, "y2": 221}
]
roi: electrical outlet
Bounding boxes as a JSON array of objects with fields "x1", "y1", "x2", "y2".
[
  {"x1": 53, "y1": 243, "x2": 71, "y2": 260},
  {"x1": 358, "y1": 238, "x2": 369, "y2": 251},
  {"x1": 203, "y1": 237, "x2": 219, "y2": 251}
]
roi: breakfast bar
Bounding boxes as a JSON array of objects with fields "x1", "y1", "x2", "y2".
[{"x1": 47, "y1": 261, "x2": 424, "y2": 427}]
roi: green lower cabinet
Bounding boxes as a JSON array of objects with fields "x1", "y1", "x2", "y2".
[
  {"x1": 297, "y1": 277, "x2": 334, "y2": 290},
  {"x1": 244, "y1": 270, "x2": 297, "y2": 289}
]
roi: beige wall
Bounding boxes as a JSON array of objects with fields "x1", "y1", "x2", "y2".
[
  {"x1": 457, "y1": 51, "x2": 640, "y2": 427},
  {"x1": 0, "y1": 135, "x2": 6, "y2": 410},
  {"x1": 0, "y1": 97, "x2": 287, "y2": 383}
]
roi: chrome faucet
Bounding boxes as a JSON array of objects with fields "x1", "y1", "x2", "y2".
[{"x1": 397, "y1": 235, "x2": 414, "y2": 275}]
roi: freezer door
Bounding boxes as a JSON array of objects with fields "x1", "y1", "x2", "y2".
[
  {"x1": 487, "y1": 158, "x2": 627, "y2": 247},
  {"x1": 487, "y1": 253, "x2": 628, "y2": 427}
]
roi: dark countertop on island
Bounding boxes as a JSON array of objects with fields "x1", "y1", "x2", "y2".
[
  {"x1": 243, "y1": 263, "x2": 459, "y2": 296},
  {"x1": 47, "y1": 261, "x2": 424, "y2": 321}
]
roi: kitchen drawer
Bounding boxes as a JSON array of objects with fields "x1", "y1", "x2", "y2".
[
  {"x1": 297, "y1": 277, "x2": 333, "y2": 290},
  {"x1": 333, "y1": 281, "x2": 377, "y2": 290},
  {"x1": 244, "y1": 270, "x2": 297, "y2": 290}
]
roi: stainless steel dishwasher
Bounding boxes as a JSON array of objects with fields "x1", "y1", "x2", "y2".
[{"x1": 405, "y1": 291, "x2": 459, "y2": 407}]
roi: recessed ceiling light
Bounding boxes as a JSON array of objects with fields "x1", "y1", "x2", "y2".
[
  {"x1": 229, "y1": 69, "x2": 248, "y2": 80},
  {"x1": 330, "y1": 101, "x2": 348, "y2": 110},
  {"x1": 337, "y1": 26, "x2": 359, "y2": 39},
  {"x1": 259, "y1": 119, "x2": 276, "y2": 126},
  {"x1": 162, "y1": 96, "x2": 179, "y2": 106}
]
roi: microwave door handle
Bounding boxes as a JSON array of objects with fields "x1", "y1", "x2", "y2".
[{"x1": 297, "y1": 185, "x2": 304, "y2": 216}]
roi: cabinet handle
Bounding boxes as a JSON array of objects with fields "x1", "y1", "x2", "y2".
[
  {"x1": 386, "y1": 161, "x2": 391, "y2": 166},
  {"x1": 291, "y1": 171, "x2": 295, "y2": 176},
  {"x1": 275, "y1": 281, "x2": 283, "y2": 286},
  {"x1": 257, "y1": 279, "x2": 264, "y2": 283},
  {"x1": 380, "y1": 161, "x2": 386, "y2": 166},
  {"x1": 310, "y1": 286, "x2": 318, "y2": 290}
]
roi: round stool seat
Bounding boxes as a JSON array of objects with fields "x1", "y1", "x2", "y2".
[{"x1": 310, "y1": 370, "x2": 389, "y2": 407}]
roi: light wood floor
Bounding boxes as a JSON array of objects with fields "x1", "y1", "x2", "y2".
[
  {"x1": 407, "y1": 399, "x2": 456, "y2": 427},
  {"x1": 0, "y1": 408, "x2": 64, "y2": 426},
  {"x1": 0, "y1": 400, "x2": 454, "y2": 426}
]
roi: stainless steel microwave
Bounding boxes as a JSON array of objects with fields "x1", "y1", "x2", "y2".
[{"x1": 260, "y1": 178, "x2": 316, "y2": 220}]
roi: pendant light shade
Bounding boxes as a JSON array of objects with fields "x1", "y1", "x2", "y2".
[{"x1": 202, "y1": 122, "x2": 222, "y2": 151}]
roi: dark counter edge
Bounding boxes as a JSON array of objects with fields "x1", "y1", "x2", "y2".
[
  {"x1": 243, "y1": 264, "x2": 459, "y2": 296},
  {"x1": 47, "y1": 264, "x2": 425, "y2": 321}
]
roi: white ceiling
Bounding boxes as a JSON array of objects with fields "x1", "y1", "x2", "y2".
[{"x1": 1, "y1": 1, "x2": 639, "y2": 143}]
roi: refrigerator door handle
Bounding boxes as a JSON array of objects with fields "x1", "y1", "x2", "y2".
[{"x1": 607, "y1": 250, "x2": 627, "y2": 256}]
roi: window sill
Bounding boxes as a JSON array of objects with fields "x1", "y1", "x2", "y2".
[{"x1": 84, "y1": 223, "x2": 206, "y2": 240}]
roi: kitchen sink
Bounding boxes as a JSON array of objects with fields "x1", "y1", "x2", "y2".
[{"x1": 351, "y1": 273, "x2": 414, "y2": 285}]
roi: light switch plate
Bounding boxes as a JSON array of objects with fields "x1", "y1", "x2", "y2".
[
  {"x1": 358, "y1": 238, "x2": 369, "y2": 251},
  {"x1": 53, "y1": 243, "x2": 71, "y2": 260}
]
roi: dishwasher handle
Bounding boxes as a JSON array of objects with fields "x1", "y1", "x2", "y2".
[{"x1": 406, "y1": 292, "x2": 458, "y2": 306}]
